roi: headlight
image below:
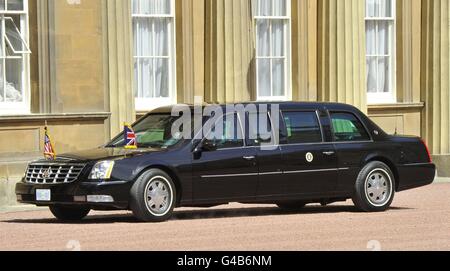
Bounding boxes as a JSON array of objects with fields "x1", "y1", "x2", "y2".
[{"x1": 89, "y1": 161, "x2": 115, "y2": 180}]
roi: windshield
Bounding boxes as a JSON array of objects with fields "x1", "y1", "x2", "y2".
[{"x1": 107, "y1": 114, "x2": 189, "y2": 149}]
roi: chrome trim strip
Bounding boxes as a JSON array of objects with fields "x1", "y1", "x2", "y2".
[
  {"x1": 201, "y1": 168, "x2": 350, "y2": 179},
  {"x1": 284, "y1": 168, "x2": 338, "y2": 174},
  {"x1": 201, "y1": 173, "x2": 259, "y2": 179},
  {"x1": 402, "y1": 163, "x2": 432, "y2": 167},
  {"x1": 259, "y1": 171, "x2": 283, "y2": 176}
]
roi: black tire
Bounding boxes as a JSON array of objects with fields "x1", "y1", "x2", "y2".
[
  {"x1": 130, "y1": 169, "x2": 177, "y2": 222},
  {"x1": 277, "y1": 201, "x2": 307, "y2": 210},
  {"x1": 49, "y1": 205, "x2": 90, "y2": 221},
  {"x1": 352, "y1": 161, "x2": 395, "y2": 212}
]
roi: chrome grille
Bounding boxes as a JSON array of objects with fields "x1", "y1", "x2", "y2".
[{"x1": 26, "y1": 163, "x2": 86, "y2": 184}]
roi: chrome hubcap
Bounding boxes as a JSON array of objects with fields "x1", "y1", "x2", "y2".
[
  {"x1": 365, "y1": 169, "x2": 392, "y2": 206},
  {"x1": 145, "y1": 177, "x2": 172, "y2": 216}
]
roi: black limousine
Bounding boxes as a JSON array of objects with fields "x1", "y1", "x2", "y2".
[{"x1": 16, "y1": 102, "x2": 436, "y2": 222}]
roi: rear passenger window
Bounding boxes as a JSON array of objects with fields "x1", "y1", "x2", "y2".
[
  {"x1": 283, "y1": 111, "x2": 322, "y2": 144},
  {"x1": 331, "y1": 112, "x2": 370, "y2": 142}
]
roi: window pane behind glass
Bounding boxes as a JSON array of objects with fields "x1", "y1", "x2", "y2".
[
  {"x1": 377, "y1": 57, "x2": 390, "y2": 93},
  {"x1": 154, "y1": 18, "x2": 169, "y2": 56},
  {"x1": 377, "y1": 21, "x2": 389, "y2": 55},
  {"x1": 138, "y1": 0, "x2": 170, "y2": 15},
  {"x1": 5, "y1": 16, "x2": 27, "y2": 53},
  {"x1": 366, "y1": 0, "x2": 376, "y2": 17},
  {"x1": 138, "y1": 58, "x2": 154, "y2": 98},
  {"x1": 272, "y1": 59, "x2": 285, "y2": 96},
  {"x1": 155, "y1": 58, "x2": 169, "y2": 98},
  {"x1": 379, "y1": 0, "x2": 392, "y2": 17},
  {"x1": 257, "y1": 20, "x2": 270, "y2": 56},
  {"x1": 273, "y1": 0, "x2": 287, "y2": 16},
  {"x1": 7, "y1": 0, "x2": 23, "y2": 11},
  {"x1": 257, "y1": 59, "x2": 271, "y2": 97},
  {"x1": 134, "y1": 18, "x2": 153, "y2": 57},
  {"x1": 366, "y1": 21, "x2": 376, "y2": 55},
  {"x1": 283, "y1": 112, "x2": 322, "y2": 144},
  {"x1": 271, "y1": 20, "x2": 284, "y2": 57},
  {"x1": 5, "y1": 58, "x2": 23, "y2": 102},
  {"x1": 366, "y1": 57, "x2": 377, "y2": 93},
  {"x1": 257, "y1": 0, "x2": 271, "y2": 16}
]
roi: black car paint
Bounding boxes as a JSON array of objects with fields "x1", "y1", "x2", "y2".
[{"x1": 16, "y1": 102, "x2": 436, "y2": 210}]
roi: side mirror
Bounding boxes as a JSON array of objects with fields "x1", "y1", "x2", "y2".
[{"x1": 201, "y1": 140, "x2": 218, "y2": 152}]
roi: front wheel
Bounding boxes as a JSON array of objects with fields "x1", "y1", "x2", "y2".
[
  {"x1": 130, "y1": 169, "x2": 176, "y2": 222},
  {"x1": 352, "y1": 161, "x2": 395, "y2": 212},
  {"x1": 49, "y1": 205, "x2": 90, "y2": 221}
]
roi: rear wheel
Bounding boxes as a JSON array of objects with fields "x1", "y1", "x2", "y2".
[
  {"x1": 130, "y1": 169, "x2": 176, "y2": 222},
  {"x1": 277, "y1": 201, "x2": 307, "y2": 210},
  {"x1": 352, "y1": 161, "x2": 395, "y2": 212},
  {"x1": 49, "y1": 205, "x2": 90, "y2": 221}
]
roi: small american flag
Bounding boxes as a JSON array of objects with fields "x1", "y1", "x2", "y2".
[
  {"x1": 44, "y1": 126, "x2": 56, "y2": 160},
  {"x1": 124, "y1": 123, "x2": 138, "y2": 149}
]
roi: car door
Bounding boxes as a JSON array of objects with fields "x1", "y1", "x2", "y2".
[
  {"x1": 244, "y1": 110, "x2": 284, "y2": 197},
  {"x1": 329, "y1": 111, "x2": 373, "y2": 193},
  {"x1": 279, "y1": 110, "x2": 338, "y2": 196},
  {"x1": 192, "y1": 113, "x2": 258, "y2": 201}
]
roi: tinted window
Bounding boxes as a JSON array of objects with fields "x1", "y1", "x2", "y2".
[
  {"x1": 331, "y1": 112, "x2": 370, "y2": 142},
  {"x1": 247, "y1": 112, "x2": 273, "y2": 146},
  {"x1": 205, "y1": 114, "x2": 244, "y2": 149},
  {"x1": 283, "y1": 111, "x2": 322, "y2": 144}
]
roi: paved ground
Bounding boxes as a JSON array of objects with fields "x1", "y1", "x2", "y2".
[{"x1": 0, "y1": 183, "x2": 449, "y2": 251}]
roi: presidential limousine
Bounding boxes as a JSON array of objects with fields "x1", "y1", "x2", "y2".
[{"x1": 16, "y1": 102, "x2": 436, "y2": 222}]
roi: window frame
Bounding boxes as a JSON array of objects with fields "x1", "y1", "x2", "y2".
[
  {"x1": 253, "y1": 0, "x2": 292, "y2": 102},
  {"x1": 0, "y1": 0, "x2": 30, "y2": 115},
  {"x1": 365, "y1": 0, "x2": 397, "y2": 104},
  {"x1": 132, "y1": 0, "x2": 177, "y2": 112}
]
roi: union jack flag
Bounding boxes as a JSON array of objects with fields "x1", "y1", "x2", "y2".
[
  {"x1": 44, "y1": 126, "x2": 56, "y2": 160},
  {"x1": 124, "y1": 123, "x2": 138, "y2": 149}
]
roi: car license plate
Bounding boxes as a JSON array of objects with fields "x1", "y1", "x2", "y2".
[{"x1": 36, "y1": 189, "x2": 51, "y2": 201}]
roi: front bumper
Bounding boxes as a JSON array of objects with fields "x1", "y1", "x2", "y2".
[{"x1": 15, "y1": 180, "x2": 134, "y2": 210}]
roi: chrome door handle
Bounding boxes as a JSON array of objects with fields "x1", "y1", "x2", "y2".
[
  {"x1": 243, "y1": 156, "x2": 256, "y2": 161},
  {"x1": 323, "y1": 151, "x2": 335, "y2": 156}
]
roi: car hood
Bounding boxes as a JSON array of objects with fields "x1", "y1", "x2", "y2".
[{"x1": 56, "y1": 147, "x2": 166, "y2": 162}]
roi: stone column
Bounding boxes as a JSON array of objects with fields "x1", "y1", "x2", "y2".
[
  {"x1": 175, "y1": 0, "x2": 205, "y2": 104},
  {"x1": 103, "y1": 0, "x2": 135, "y2": 137},
  {"x1": 292, "y1": 0, "x2": 318, "y2": 102},
  {"x1": 205, "y1": 0, "x2": 254, "y2": 103},
  {"x1": 396, "y1": 0, "x2": 422, "y2": 103},
  {"x1": 317, "y1": 0, "x2": 367, "y2": 112},
  {"x1": 421, "y1": 0, "x2": 450, "y2": 154}
]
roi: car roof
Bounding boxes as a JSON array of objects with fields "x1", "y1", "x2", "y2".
[{"x1": 149, "y1": 102, "x2": 359, "y2": 114}]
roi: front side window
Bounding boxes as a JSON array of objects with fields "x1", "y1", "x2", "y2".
[
  {"x1": 331, "y1": 112, "x2": 370, "y2": 142},
  {"x1": 254, "y1": 0, "x2": 291, "y2": 101},
  {"x1": 0, "y1": 0, "x2": 30, "y2": 114},
  {"x1": 205, "y1": 114, "x2": 244, "y2": 150},
  {"x1": 365, "y1": 0, "x2": 396, "y2": 104},
  {"x1": 283, "y1": 111, "x2": 322, "y2": 144},
  {"x1": 108, "y1": 113, "x2": 186, "y2": 149},
  {"x1": 132, "y1": 0, "x2": 176, "y2": 111}
]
